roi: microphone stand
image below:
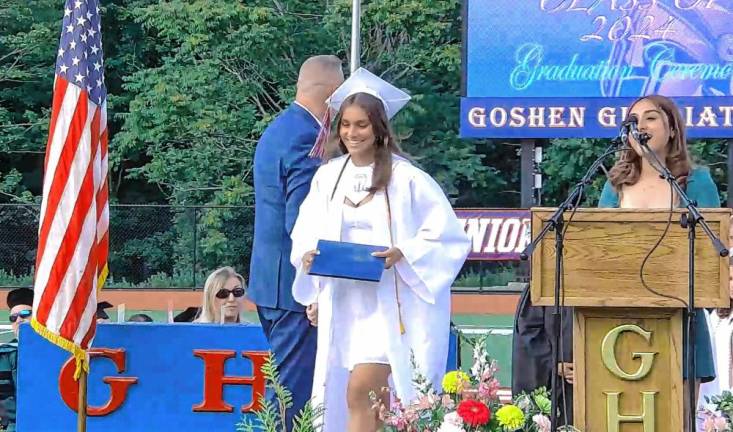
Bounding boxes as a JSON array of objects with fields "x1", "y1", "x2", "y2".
[
  {"x1": 520, "y1": 137, "x2": 626, "y2": 431},
  {"x1": 633, "y1": 133, "x2": 728, "y2": 432}
]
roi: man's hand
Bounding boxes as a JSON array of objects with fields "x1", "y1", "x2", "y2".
[
  {"x1": 558, "y1": 362, "x2": 574, "y2": 385},
  {"x1": 306, "y1": 303, "x2": 318, "y2": 327},
  {"x1": 302, "y1": 249, "x2": 319, "y2": 273},
  {"x1": 371, "y1": 247, "x2": 404, "y2": 269}
]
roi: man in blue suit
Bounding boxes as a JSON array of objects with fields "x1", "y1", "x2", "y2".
[{"x1": 249, "y1": 55, "x2": 343, "y2": 429}]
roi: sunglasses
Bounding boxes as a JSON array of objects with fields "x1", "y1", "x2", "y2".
[
  {"x1": 215, "y1": 287, "x2": 245, "y2": 299},
  {"x1": 10, "y1": 309, "x2": 32, "y2": 323}
]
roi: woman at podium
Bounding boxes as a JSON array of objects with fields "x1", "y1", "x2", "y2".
[
  {"x1": 289, "y1": 69, "x2": 470, "y2": 431},
  {"x1": 599, "y1": 94, "x2": 718, "y2": 415},
  {"x1": 512, "y1": 94, "x2": 719, "y2": 430}
]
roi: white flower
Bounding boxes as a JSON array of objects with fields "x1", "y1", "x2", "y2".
[
  {"x1": 532, "y1": 414, "x2": 551, "y2": 432},
  {"x1": 470, "y1": 343, "x2": 490, "y2": 378},
  {"x1": 438, "y1": 413, "x2": 466, "y2": 432},
  {"x1": 443, "y1": 411, "x2": 464, "y2": 427}
]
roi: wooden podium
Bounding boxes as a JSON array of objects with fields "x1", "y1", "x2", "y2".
[{"x1": 529, "y1": 208, "x2": 731, "y2": 432}]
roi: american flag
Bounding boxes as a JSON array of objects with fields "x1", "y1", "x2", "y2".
[{"x1": 31, "y1": 0, "x2": 109, "y2": 371}]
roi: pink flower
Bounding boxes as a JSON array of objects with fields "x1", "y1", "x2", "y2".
[
  {"x1": 385, "y1": 415, "x2": 408, "y2": 430},
  {"x1": 414, "y1": 392, "x2": 439, "y2": 410},
  {"x1": 533, "y1": 414, "x2": 551, "y2": 432},
  {"x1": 391, "y1": 398, "x2": 405, "y2": 411},
  {"x1": 478, "y1": 378, "x2": 500, "y2": 400},
  {"x1": 482, "y1": 361, "x2": 498, "y2": 380},
  {"x1": 382, "y1": 399, "x2": 413, "y2": 431},
  {"x1": 441, "y1": 394, "x2": 456, "y2": 410},
  {"x1": 460, "y1": 388, "x2": 479, "y2": 400},
  {"x1": 703, "y1": 415, "x2": 730, "y2": 432},
  {"x1": 403, "y1": 406, "x2": 420, "y2": 423},
  {"x1": 716, "y1": 417, "x2": 729, "y2": 430}
]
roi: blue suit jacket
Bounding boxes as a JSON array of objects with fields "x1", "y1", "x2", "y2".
[{"x1": 249, "y1": 104, "x2": 320, "y2": 311}]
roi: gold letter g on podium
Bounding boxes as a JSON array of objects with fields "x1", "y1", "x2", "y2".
[{"x1": 601, "y1": 324, "x2": 656, "y2": 380}]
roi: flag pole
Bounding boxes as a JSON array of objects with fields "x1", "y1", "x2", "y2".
[
  {"x1": 77, "y1": 367, "x2": 88, "y2": 432},
  {"x1": 350, "y1": 0, "x2": 361, "y2": 73}
]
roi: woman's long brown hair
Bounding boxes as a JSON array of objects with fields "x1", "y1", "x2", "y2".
[
  {"x1": 326, "y1": 92, "x2": 404, "y2": 192},
  {"x1": 607, "y1": 95, "x2": 692, "y2": 191}
]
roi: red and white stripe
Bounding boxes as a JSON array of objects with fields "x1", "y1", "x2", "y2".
[
  {"x1": 33, "y1": 76, "x2": 108, "y2": 350},
  {"x1": 96, "y1": 101, "x2": 109, "y2": 289},
  {"x1": 498, "y1": 387, "x2": 513, "y2": 404}
]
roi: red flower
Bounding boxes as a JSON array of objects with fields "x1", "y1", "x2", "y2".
[{"x1": 456, "y1": 399, "x2": 491, "y2": 426}]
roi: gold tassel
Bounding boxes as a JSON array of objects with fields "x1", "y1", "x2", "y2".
[
  {"x1": 386, "y1": 189, "x2": 406, "y2": 335},
  {"x1": 31, "y1": 318, "x2": 89, "y2": 379},
  {"x1": 394, "y1": 270, "x2": 406, "y2": 335}
]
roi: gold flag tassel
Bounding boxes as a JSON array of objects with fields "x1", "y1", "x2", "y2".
[{"x1": 30, "y1": 318, "x2": 90, "y2": 379}]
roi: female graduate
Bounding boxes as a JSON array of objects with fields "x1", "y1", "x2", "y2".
[{"x1": 290, "y1": 68, "x2": 470, "y2": 432}]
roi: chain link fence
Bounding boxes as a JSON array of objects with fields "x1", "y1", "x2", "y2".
[
  {"x1": 0, "y1": 203, "x2": 252, "y2": 289},
  {"x1": 0, "y1": 203, "x2": 522, "y2": 291}
]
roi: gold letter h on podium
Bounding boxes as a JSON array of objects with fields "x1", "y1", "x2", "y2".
[{"x1": 605, "y1": 391, "x2": 657, "y2": 432}]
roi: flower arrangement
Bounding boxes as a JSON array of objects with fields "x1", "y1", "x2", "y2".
[
  {"x1": 240, "y1": 341, "x2": 580, "y2": 432},
  {"x1": 237, "y1": 355, "x2": 324, "y2": 432},
  {"x1": 374, "y1": 340, "x2": 575, "y2": 432},
  {"x1": 700, "y1": 391, "x2": 733, "y2": 431}
]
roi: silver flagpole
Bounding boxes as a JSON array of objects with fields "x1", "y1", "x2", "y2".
[{"x1": 350, "y1": 0, "x2": 361, "y2": 73}]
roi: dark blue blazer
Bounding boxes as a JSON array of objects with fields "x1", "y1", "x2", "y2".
[{"x1": 249, "y1": 103, "x2": 320, "y2": 311}]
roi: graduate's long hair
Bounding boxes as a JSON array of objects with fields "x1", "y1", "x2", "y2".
[
  {"x1": 327, "y1": 92, "x2": 405, "y2": 192},
  {"x1": 608, "y1": 95, "x2": 692, "y2": 191}
]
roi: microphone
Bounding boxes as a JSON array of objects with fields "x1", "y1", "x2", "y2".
[
  {"x1": 611, "y1": 116, "x2": 631, "y2": 148},
  {"x1": 624, "y1": 114, "x2": 651, "y2": 144}
]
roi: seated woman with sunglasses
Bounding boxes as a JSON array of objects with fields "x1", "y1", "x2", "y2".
[{"x1": 195, "y1": 267, "x2": 248, "y2": 324}]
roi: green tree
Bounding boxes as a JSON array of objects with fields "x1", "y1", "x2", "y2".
[
  {"x1": 0, "y1": 0, "x2": 59, "y2": 203},
  {"x1": 0, "y1": 0, "x2": 728, "y2": 286},
  {"x1": 323, "y1": 0, "x2": 509, "y2": 203}
]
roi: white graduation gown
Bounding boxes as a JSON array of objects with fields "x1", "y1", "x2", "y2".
[{"x1": 290, "y1": 154, "x2": 470, "y2": 431}]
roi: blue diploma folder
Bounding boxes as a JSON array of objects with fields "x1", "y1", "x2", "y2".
[{"x1": 308, "y1": 240, "x2": 387, "y2": 282}]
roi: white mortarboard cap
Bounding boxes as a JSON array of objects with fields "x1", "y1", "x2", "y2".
[{"x1": 328, "y1": 68, "x2": 411, "y2": 119}]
